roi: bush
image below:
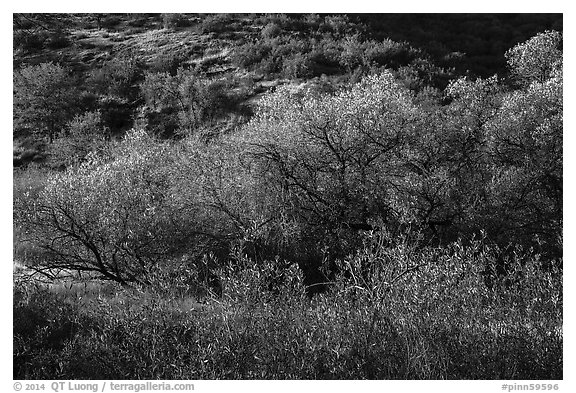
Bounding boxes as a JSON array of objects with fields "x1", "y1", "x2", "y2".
[
  {"x1": 87, "y1": 55, "x2": 145, "y2": 99},
  {"x1": 48, "y1": 111, "x2": 109, "y2": 168},
  {"x1": 319, "y1": 15, "x2": 355, "y2": 37},
  {"x1": 261, "y1": 22, "x2": 282, "y2": 39},
  {"x1": 127, "y1": 16, "x2": 148, "y2": 27},
  {"x1": 13, "y1": 232, "x2": 562, "y2": 379},
  {"x1": 199, "y1": 14, "x2": 233, "y2": 34},
  {"x1": 232, "y1": 41, "x2": 271, "y2": 69},
  {"x1": 141, "y1": 69, "x2": 239, "y2": 135},
  {"x1": 13, "y1": 30, "x2": 46, "y2": 51},
  {"x1": 505, "y1": 30, "x2": 562, "y2": 85},
  {"x1": 236, "y1": 72, "x2": 417, "y2": 240},
  {"x1": 364, "y1": 39, "x2": 412, "y2": 67},
  {"x1": 339, "y1": 34, "x2": 366, "y2": 70},
  {"x1": 14, "y1": 62, "x2": 78, "y2": 143},
  {"x1": 45, "y1": 29, "x2": 70, "y2": 49},
  {"x1": 282, "y1": 52, "x2": 314, "y2": 79},
  {"x1": 14, "y1": 130, "x2": 209, "y2": 284},
  {"x1": 148, "y1": 51, "x2": 189, "y2": 75},
  {"x1": 161, "y1": 13, "x2": 191, "y2": 29},
  {"x1": 100, "y1": 14, "x2": 121, "y2": 29},
  {"x1": 96, "y1": 95, "x2": 134, "y2": 133}
]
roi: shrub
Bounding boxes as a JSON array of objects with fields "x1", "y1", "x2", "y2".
[
  {"x1": 141, "y1": 69, "x2": 239, "y2": 135},
  {"x1": 339, "y1": 34, "x2": 366, "y2": 71},
  {"x1": 319, "y1": 15, "x2": 354, "y2": 37},
  {"x1": 364, "y1": 39, "x2": 411, "y2": 67},
  {"x1": 48, "y1": 111, "x2": 109, "y2": 168},
  {"x1": 199, "y1": 14, "x2": 233, "y2": 34},
  {"x1": 13, "y1": 137, "x2": 47, "y2": 167},
  {"x1": 96, "y1": 95, "x2": 135, "y2": 133},
  {"x1": 87, "y1": 55, "x2": 144, "y2": 99},
  {"x1": 14, "y1": 130, "x2": 208, "y2": 284},
  {"x1": 195, "y1": 53, "x2": 226, "y2": 73},
  {"x1": 231, "y1": 41, "x2": 271, "y2": 69},
  {"x1": 282, "y1": 53, "x2": 314, "y2": 79},
  {"x1": 308, "y1": 38, "x2": 343, "y2": 75},
  {"x1": 148, "y1": 51, "x2": 189, "y2": 75},
  {"x1": 236, "y1": 72, "x2": 416, "y2": 236},
  {"x1": 161, "y1": 13, "x2": 191, "y2": 29},
  {"x1": 13, "y1": 30, "x2": 46, "y2": 51},
  {"x1": 261, "y1": 22, "x2": 282, "y2": 39},
  {"x1": 505, "y1": 30, "x2": 562, "y2": 85},
  {"x1": 100, "y1": 14, "x2": 121, "y2": 29},
  {"x1": 14, "y1": 62, "x2": 78, "y2": 143},
  {"x1": 14, "y1": 27, "x2": 70, "y2": 52},
  {"x1": 45, "y1": 29, "x2": 70, "y2": 49},
  {"x1": 127, "y1": 16, "x2": 148, "y2": 27},
  {"x1": 255, "y1": 56, "x2": 282, "y2": 76},
  {"x1": 485, "y1": 64, "x2": 562, "y2": 255},
  {"x1": 13, "y1": 232, "x2": 562, "y2": 379}
]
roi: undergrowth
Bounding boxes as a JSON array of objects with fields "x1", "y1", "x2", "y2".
[{"x1": 14, "y1": 232, "x2": 562, "y2": 379}]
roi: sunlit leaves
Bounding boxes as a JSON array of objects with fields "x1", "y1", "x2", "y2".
[
  {"x1": 141, "y1": 69, "x2": 205, "y2": 133},
  {"x1": 236, "y1": 72, "x2": 417, "y2": 232},
  {"x1": 484, "y1": 66, "x2": 562, "y2": 249},
  {"x1": 505, "y1": 30, "x2": 562, "y2": 85},
  {"x1": 13, "y1": 62, "x2": 77, "y2": 142},
  {"x1": 20, "y1": 129, "x2": 196, "y2": 282}
]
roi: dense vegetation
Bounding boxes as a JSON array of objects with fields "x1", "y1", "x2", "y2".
[{"x1": 13, "y1": 14, "x2": 562, "y2": 380}]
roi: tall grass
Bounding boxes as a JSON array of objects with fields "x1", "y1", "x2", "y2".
[{"x1": 14, "y1": 231, "x2": 562, "y2": 379}]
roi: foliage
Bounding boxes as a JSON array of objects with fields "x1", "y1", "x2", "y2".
[
  {"x1": 505, "y1": 30, "x2": 562, "y2": 85},
  {"x1": 236, "y1": 72, "x2": 417, "y2": 248},
  {"x1": 281, "y1": 52, "x2": 315, "y2": 79},
  {"x1": 147, "y1": 50, "x2": 189, "y2": 75},
  {"x1": 161, "y1": 13, "x2": 191, "y2": 29},
  {"x1": 87, "y1": 54, "x2": 144, "y2": 99},
  {"x1": 232, "y1": 34, "x2": 417, "y2": 79},
  {"x1": 14, "y1": 130, "x2": 205, "y2": 284},
  {"x1": 13, "y1": 62, "x2": 78, "y2": 143},
  {"x1": 48, "y1": 111, "x2": 109, "y2": 168},
  {"x1": 198, "y1": 14, "x2": 234, "y2": 34},
  {"x1": 486, "y1": 61, "x2": 562, "y2": 255},
  {"x1": 13, "y1": 14, "x2": 73, "y2": 52},
  {"x1": 14, "y1": 233, "x2": 562, "y2": 379},
  {"x1": 13, "y1": 22, "x2": 563, "y2": 380},
  {"x1": 261, "y1": 22, "x2": 282, "y2": 39},
  {"x1": 141, "y1": 69, "x2": 238, "y2": 136}
]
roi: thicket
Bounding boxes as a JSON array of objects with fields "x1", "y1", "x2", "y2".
[
  {"x1": 13, "y1": 14, "x2": 73, "y2": 53},
  {"x1": 14, "y1": 33, "x2": 562, "y2": 292},
  {"x1": 14, "y1": 231, "x2": 562, "y2": 379},
  {"x1": 13, "y1": 20, "x2": 563, "y2": 379},
  {"x1": 231, "y1": 33, "x2": 423, "y2": 80},
  {"x1": 13, "y1": 62, "x2": 79, "y2": 143}
]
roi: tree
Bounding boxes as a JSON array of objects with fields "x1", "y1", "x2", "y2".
[
  {"x1": 140, "y1": 68, "x2": 235, "y2": 136},
  {"x1": 232, "y1": 72, "x2": 419, "y2": 260},
  {"x1": 87, "y1": 54, "x2": 144, "y2": 99},
  {"x1": 14, "y1": 129, "x2": 212, "y2": 284},
  {"x1": 420, "y1": 75, "x2": 502, "y2": 239},
  {"x1": 13, "y1": 62, "x2": 77, "y2": 143},
  {"x1": 49, "y1": 111, "x2": 109, "y2": 168},
  {"x1": 505, "y1": 30, "x2": 562, "y2": 85},
  {"x1": 486, "y1": 61, "x2": 562, "y2": 256}
]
